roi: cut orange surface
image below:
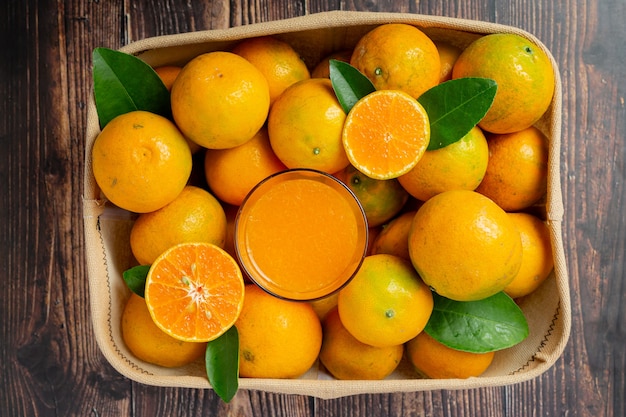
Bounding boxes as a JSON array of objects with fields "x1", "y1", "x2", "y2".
[
  {"x1": 144, "y1": 242, "x2": 245, "y2": 343},
  {"x1": 342, "y1": 90, "x2": 430, "y2": 180}
]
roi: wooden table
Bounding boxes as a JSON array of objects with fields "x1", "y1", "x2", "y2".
[{"x1": 2, "y1": 1, "x2": 624, "y2": 415}]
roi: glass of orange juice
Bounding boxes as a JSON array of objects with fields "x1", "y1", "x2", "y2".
[{"x1": 235, "y1": 168, "x2": 368, "y2": 301}]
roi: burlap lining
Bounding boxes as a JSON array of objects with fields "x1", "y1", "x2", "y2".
[{"x1": 82, "y1": 11, "x2": 570, "y2": 399}]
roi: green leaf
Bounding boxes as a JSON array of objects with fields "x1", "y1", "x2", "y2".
[
  {"x1": 92, "y1": 47, "x2": 171, "y2": 128},
  {"x1": 122, "y1": 265, "x2": 150, "y2": 297},
  {"x1": 206, "y1": 326, "x2": 239, "y2": 403},
  {"x1": 329, "y1": 59, "x2": 376, "y2": 113},
  {"x1": 425, "y1": 292, "x2": 529, "y2": 353},
  {"x1": 417, "y1": 77, "x2": 497, "y2": 150}
]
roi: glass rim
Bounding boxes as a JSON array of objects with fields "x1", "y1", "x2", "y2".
[{"x1": 234, "y1": 168, "x2": 369, "y2": 302}]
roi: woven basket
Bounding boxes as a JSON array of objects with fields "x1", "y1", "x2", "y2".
[{"x1": 83, "y1": 11, "x2": 570, "y2": 399}]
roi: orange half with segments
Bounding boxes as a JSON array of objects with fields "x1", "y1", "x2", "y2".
[
  {"x1": 145, "y1": 242, "x2": 245, "y2": 342},
  {"x1": 342, "y1": 90, "x2": 430, "y2": 180}
]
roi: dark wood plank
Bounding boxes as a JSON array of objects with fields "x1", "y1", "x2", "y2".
[
  {"x1": 0, "y1": 1, "x2": 130, "y2": 415},
  {"x1": 1, "y1": 0, "x2": 624, "y2": 415},
  {"x1": 549, "y1": 0, "x2": 625, "y2": 416}
]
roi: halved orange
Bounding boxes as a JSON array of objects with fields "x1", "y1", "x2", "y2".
[
  {"x1": 144, "y1": 242, "x2": 245, "y2": 342},
  {"x1": 342, "y1": 90, "x2": 430, "y2": 180}
]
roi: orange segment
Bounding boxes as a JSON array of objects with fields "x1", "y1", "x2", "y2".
[
  {"x1": 145, "y1": 242, "x2": 245, "y2": 342},
  {"x1": 342, "y1": 90, "x2": 430, "y2": 180}
]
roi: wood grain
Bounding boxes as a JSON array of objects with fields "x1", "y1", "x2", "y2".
[{"x1": 1, "y1": 0, "x2": 624, "y2": 416}]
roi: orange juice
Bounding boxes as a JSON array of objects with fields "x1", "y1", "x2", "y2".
[{"x1": 235, "y1": 169, "x2": 368, "y2": 301}]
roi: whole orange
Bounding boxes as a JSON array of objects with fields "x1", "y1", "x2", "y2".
[
  {"x1": 406, "y1": 331, "x2": 495, "y2": 379},
  {"x1": 204, "y1": 128, "x2": 287, "y2": 206},
  {"x1": 338, "y1": 254, "x2": 433, "y2": 348},
  {"x1": 370, "y1": 210, "x2": 417, "y2": 260},
  {"x1": 398, "y1": 126, "x2": 489, "y2": 202},
  {"x1": 153, "y1": 65, "x2": 181, "y2": 91},
  {"x1": 311, "y1": 49, "x2": 353, "y2": 78},
  {"x1": 504, "y1": 212, "x2": 554, "y2": 298},
  {"x1": 475, "y1": 126, "x2": 549, "y2": 212},
  {"x1": 350, "y1": 23, "x2": 440, "y2": 99},
  {"x1": 232, "y1": 36, "x2": 310, "y2": 105},
  {"x1": 121, "y1": 293, "x2": 207, "y2": 368},
  {"x1": 129, "y1": 185, "x2": 227, "y2": 265},
  {"x1": 452, "y1": 33, "x2": 555, "y2": 134},
  {"x1": 171, "y1": 51, "x2": 270, "y2": 149},
  {"x1": 366, "y1": 226, "x2": 383, "y2": 255},
  {"x1": 408, "y1": 190, "x2": 523, "y2": 301},
  {"x1": 335, "y1": 164, "x2": 409, "y2": 227},
  {"x1": 91, "y1": 110, "x2": 192, "y2": 213},
  {"x1": 236, "y1": 285, "x2": 322, "y2": 379},
  {"x1": 320, "y1": 308, "x2": 404, "y2": 380},
  {"x1": 268, "y1": 78, "x2": 349, "y2": 173},
  {"x1": 435, "y1": 41, "x2": 462, "y2": 83},
  {"x1": 309, "y1": 292, "x2": 339, "y2": 321}
]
